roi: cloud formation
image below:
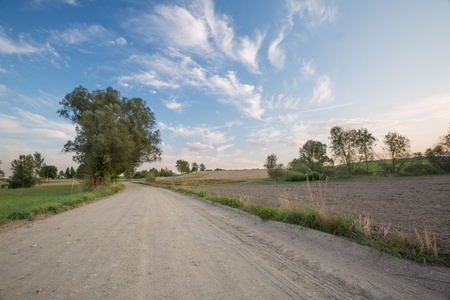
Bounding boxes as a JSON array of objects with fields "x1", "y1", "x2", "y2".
[{"x1": 311, "y1": 75, "x2": 334, "y2": 104}]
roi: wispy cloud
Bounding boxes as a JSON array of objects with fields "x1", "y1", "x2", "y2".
[
  {"x1": 186, "y1": 142, "x2": 215, "y2": 153},
  {"x1": 286, "y1": 0, "x2": 336, "y2": 29},
  {"x1": 300, "y1": 58, "x2": 315, "y2": 78},
  {"x1": 216, "y1": 143, "x2": 235, "y2": 152},
  {"x1": 268, "y1": 28, "x2": 286, "y2": 69},
  {"x1": 158, "y1": 121, "x2": 233, "y2": 145},
  {"x1": 0, "y1": 109, "x2": 75, "y2": 141},
  {"x1": 119, "y1": 52, "x2": 265, "y2": 119},
  {"x1": 0, "y1": 28, "x2": 41, "y2": 55},
  {"x1": 50, "y1": 24, "x2": 111, "y2": 45},
  {"x1": 311, "y1": 75, "x2": 334, "y2": 104},
  {"x1": 126, "y1": 0, "x2": 265, "y2": 73}
]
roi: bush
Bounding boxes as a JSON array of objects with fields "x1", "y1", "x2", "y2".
[
  {"x1": 267, "y1": 168, "x2": 287, "y2": 181},
  {"x1": 401, "y1": 163, "x2": 440, "y2": 176},
  {"x1": 145, "y1": 172, "x2": 156, "y2": 182},
  {"x1": 284, "y1": 171, "x2": 306, "y2": 182}
]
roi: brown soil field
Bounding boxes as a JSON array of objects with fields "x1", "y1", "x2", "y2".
[{"x1": 189, "y1": 176, "x2": 450, "y2": 253}]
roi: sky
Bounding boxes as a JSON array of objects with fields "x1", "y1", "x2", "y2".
[{"x1": 1, "y1": 0, "x2": 450, "y2": 176}]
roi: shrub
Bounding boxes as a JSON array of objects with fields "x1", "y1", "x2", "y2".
[
  {"x1": 401, "y1": 163, "x2": 440, "y2": 176},
  {"x1": 145, "y1": 172, "x2": 156, "y2": 183},
  {"x1": 267, "y1": 167, "x2": 287, "y2": 181},
  {"x1": 284, "y1": 171, "x2": 306, "y2": 182}
]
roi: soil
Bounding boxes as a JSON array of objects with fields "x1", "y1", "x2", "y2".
[
  {"x1": 190, "y1": 176, "x2": 450, "y2": 253},
  {"x1": 1, "y1": 183, "x2": 449, "y2": 299}
]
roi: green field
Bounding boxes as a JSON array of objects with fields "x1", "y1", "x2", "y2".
[{"x1": 0, "y1": 183, "x2": 122, "y2": 224}]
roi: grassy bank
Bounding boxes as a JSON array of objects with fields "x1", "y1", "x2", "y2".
[
  {"x1": 149, "y1": 181, "x2": 448, "y2": 267},
  {"x1": 0, "y1": 183, "x2": 123, "y2": 224}
]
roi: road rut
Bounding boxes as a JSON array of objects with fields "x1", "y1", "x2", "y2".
[{"x1": 0, "y1": 183, "x2": 449, "y2": 299}]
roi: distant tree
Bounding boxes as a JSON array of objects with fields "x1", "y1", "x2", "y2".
[
  {"x1": 264, "y1": 154, "x2": 278, "y2": 170},
  {"x1": 287, "y1": 158, "x2": 307, "y2": 173},
  {"x1": 298, "y1": 140, "x2": 333, "y2": 172},
  {"x1": 149, "y1": 168, "x2": 159, "y2": 176},
  {"x1": 65, "y1": 167, "x2": 71, "y2": 179},
  {"x1": 58, "y1": 86, "x2": 161, "y2": 186},
  {"x1": 199, "y1": 163, "x2": 206, "y2": 171},
  {"x1": 382, "y1": 131, "x2": 411, "y2": 175},
  {"x1": 9, "y1": 152, "x2": 45, "y2": 188},
  {"x1": 264, "y1": 153, "x2": 285, "y2": 180},
  {"x1": 426, "y1": 124, "x2": 450, "y2": 173},
  {"x1": 191, "y1": 162, "x2": 199, "y2": 172},
  {"x1": 355, "y1": 128, "x2": 377, "y2": 174},
  {"x1": 159, "y1": 167, "x2": 174, "y2": 177},
  {"x1": 175, "y1": 159, "x2": 190, "y2": 174},
  {"x1": 0, "y1": 160, "x2": 5, "y2": 178},
  {"x1": 40, "y1": 165, "x2": 57, "y2": 182},
  {"x1": 58, "y1": 170, "x2": 65, "y2": 179},
  {"x1": 329, "y1": 126, "x2": 359, "y2": 175},
  {"x1": 70, "y1": 166, "x2": 76, "y2": 178}
]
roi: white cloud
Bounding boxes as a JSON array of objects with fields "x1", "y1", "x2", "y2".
[
  {"x1": 127, "y1": 0, "x2": 264, "y2": 73},
  {"x1": 267, "y1": 93, "x2": 301, "y2": 110},
  {"x1": 0, "y1": 28, "x2": 41, "y2": 55},
  {"x1": 216, "y1": 143, "x2": 235, "y2": 152},
  {"x1": 106, "y1": 37, "x2": 127, "y2": 46},
  {"x1": 50, "y1": 24, "x2": 111, "y2": 45},
  {"x1": 286, "y1": 0, "x2": 336, "y2": 29},
  {"x1": 247, "y1": 127, "x2": 282, "y2": 146},
  {"x1": 268, "y1": 29, "x2": 286, "y2": 69},
  {"x1": 300, "y1": 58, "x2": 315, "y2": 78},
  {"x1": 186, "y1": 142, "x2": 215, "y2": 153},
  {"x1": 164, "y1": 99, "x2": 183, "y2": 112},
  {"x1": 120, "y1": 53, "x2": 265, "y2": 119},
  {"x1": 119, "y1": 71, "x2": 179, "y2": 89},
  {"x1": 158, "y1": 122, "x2": 233, "y2": 145},
  {"x1": 311, "y1": 75, "x2": 334, "y2": 104}
]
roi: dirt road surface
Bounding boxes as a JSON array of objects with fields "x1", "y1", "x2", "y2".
[{"x1": 1, "y1": 183, "x2": 449, "y2": 299}]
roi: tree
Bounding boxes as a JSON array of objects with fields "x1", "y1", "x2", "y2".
[
  {"x1": 264, "y1": 154, "x2": 278, "y2": 170},
  {"x1": 65, "y1": 167, "x2": 71, "y2": 179},
  {"x1": 426, "y1": 124, "x2": 450, "y2": 173},
  {"x1": 58, "y1": 86, "x2": 162, "y2": 186},
  {"x1": 9, "y1": 152, "x2": 45, "y2": 188},
  {"x1": 58, "y1": 170, "x2": 65, "y2": 179},
  {"x1": 382, "y1": 131, "x2": 411, "y2": 175},
  {"x1": 40, "y1": 165, "x2": 58, "y2": 182},
  {"x1": 355, "y1": 128, "x2": 377, "y2": 174},
  {"x1": 191, "y1": 162, "x2": 199, "y2": 172},
  {"x1": 175, "y1": 159, "x2": 190, "y2": 174},
  {"x1": 199, "y1": 163, "x2": 206, "y2": 171},
  {"x1": 329, "y1": 126, "x2": 359, "y2": 175},
  {"x1": 298, "y1": 140, "x2": 333, "y2": 172},
  {"x1": 287, "y1": 158, "x2": 307, "y2": 172},
  {"x1": 70, "y1": 166, "x2": 76, "y2": 178},
  {"x1": 0, "y1": 160, "x2": 5, "y2": 179},
  {"x1": 264, "y1": 153, "x2": 285, "y2": 180}
]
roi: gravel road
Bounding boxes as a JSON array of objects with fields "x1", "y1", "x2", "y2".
[{"x1": 1, "y1": 183, "x2": 449, "y2": 299}]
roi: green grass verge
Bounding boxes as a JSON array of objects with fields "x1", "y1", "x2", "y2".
[
  {"x1": 0, "y1": 184, "x2": 123, "y2": 224},
  {"x1": 156, "y1": 184, "x2": 448, "y2": 267}
]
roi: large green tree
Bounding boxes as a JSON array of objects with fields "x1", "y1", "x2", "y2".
[
  {"x1": 329, "y1": 126, "x2": 359, "y2": 175},
  {"x1": 58, "y1": 86, "x2": 162, "y2": 185},
  {"x1": 298, "y1": 140, "x2": 333, "y2": 172},
  {"x1": 175, "y1": 159, "x2": 190, "y2": 174},
  {"x1": 9, "y1": 152, "x2": 45, "y2": 188}
]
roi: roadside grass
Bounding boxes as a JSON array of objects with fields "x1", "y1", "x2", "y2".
[
  {"x1": 0, "y1": 184, "x2": 123, "y2": 224},
  {"x1": 146, "y1": 179, "x2": 449, "y2": 267}
]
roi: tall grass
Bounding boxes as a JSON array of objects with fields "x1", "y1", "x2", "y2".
[
  {"x1": 158, "y1": 179, "x2": 448, "y2": 266},
  {"x1": 0, "y1": 184, "x2": 123, "y2": 224}
]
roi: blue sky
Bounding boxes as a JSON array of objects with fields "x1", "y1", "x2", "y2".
[{"x1": 1, "y1": 0, "x2": 450, "y2": 176}]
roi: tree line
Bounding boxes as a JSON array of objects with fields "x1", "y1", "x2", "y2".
[
  {"x1": 265, "y1": 125, "x2": 450, "y2": 181},
  {"x1": 175, "y1": 160, "x2": 206, "y2": 174}
]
